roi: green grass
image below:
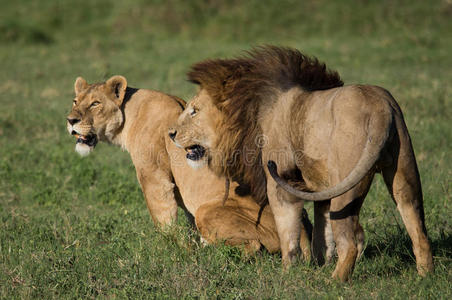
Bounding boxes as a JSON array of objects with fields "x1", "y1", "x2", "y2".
[{"x1": 0, "y1": 0, "x2": 451, "y2": 298}]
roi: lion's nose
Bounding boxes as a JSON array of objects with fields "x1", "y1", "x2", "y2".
[
  {"x1": 168, "y1": 129, "x2": 177, "y2": 141},
  {"x1": 67, "y1": 118, "x2": 80, "y2": 125}
]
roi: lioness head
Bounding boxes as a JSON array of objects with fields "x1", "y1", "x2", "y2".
[
  {"x1": 169, "y1": 89, "x2": 226, "y2": 169},
  {"x1": 67, "y1": 75, "x2": 127, "y2": 156}
]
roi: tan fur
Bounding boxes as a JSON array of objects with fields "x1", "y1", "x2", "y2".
[
  {"x1": 66, "y1": 75, "x2": 313, "y2": 256},
  {"x1": 170, "y1": 46, "x2": 433, "y2": 281}
]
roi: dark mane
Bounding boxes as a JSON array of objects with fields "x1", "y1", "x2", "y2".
[
  {"x1": 187, "y1": 46, "x2": 343, "y2": 204},
  {"x1": 188, "y1": 45, "x2": 343, "y2": 104}
]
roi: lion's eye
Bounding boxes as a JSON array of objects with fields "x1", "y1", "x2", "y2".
[
  {"x1": 190, "y1": 107, "x2": 197, "y2": 116},
  {"x1": 90, "y1": 101, "x2": 100, "y2": 108}
]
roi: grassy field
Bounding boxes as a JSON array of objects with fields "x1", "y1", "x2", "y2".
[{"x1": 0, "y1": 0, "x2": 451, "y2": 298}]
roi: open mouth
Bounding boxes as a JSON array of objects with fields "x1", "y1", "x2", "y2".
[
  {"x1": 185, "y1": 145, "x2": 206, "y2": 161},
  {"x1": 72, "y1": 132, "x2": 98, "y2": 147}
]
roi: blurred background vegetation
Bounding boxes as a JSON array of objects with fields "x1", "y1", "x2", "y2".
[
  {"x1": 0, "y1": 0, "x2": 451, "y2": 298},
  {"x1": 1, "y1": 0, "x2": 451, "y2": 93}
]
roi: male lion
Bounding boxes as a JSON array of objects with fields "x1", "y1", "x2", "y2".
[
  {"x1": 66, "y1": 75, "x2": 313, "y2": 256},
  {"x1": 169, "y1": 46, "x2": 433, "y2": 281}
]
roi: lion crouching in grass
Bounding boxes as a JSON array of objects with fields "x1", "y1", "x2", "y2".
[
  {"x1": 65, "y1": 75, "x2": 313, "y2": 256},
  {"x1": 169, "y1": 46, "x2": 434, "y2": 281}
]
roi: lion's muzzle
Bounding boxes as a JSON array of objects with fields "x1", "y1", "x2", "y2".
[
  {"x1": 75, "y1": 133, "x2": 98, "y2": 147},
  {"x1": 69, "y1": 127, "x2": 98, "y2": 157},
  {"x1": 185, "y1": 145, "x2": 206, "y2": 161}
]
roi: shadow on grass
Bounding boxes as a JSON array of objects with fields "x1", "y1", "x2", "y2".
[
  {"x1": 358, "y1": 229, "x2": 451, "y2": 277},
  {"x1": 431, "y1": 233, "x2": 452, "y2": 257},
  {"x1": 364, "y1": 231, "x2": 451, "y2": 258}
]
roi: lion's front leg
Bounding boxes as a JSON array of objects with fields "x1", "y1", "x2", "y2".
[
  {"x1": 136, "y1": 167, "x2": 179, "y2": 227},
  {"x1": 267, "y1": 179, "x2": 305, "y2": 267}
]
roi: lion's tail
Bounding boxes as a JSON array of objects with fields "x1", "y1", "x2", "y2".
[{"x1": 267, "y1": 106, "x2": 393, "y2": 201}]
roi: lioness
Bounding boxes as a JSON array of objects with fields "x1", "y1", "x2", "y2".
[
  {"x1": 169, "y1": 46, "x2": 433, "y2": 281},
  {"x1": 66, "y1": 75, "x2": 313, "y2": 255}
]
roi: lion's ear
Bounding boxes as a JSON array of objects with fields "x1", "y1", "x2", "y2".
[
  {"x1": 74, "y1": 77, "x2": 88, "y2": 95},
  {"x1": 106, "y1": 75, "x2": 127, "y2": 105}
]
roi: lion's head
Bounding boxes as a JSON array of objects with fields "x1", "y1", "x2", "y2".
[
  {"x1": 169, "y1": 54, "x2": 268, "y2": 203},
  {"x1": 170, "y1": 84, "x2": 268, "y2": 203},
  {"x1": 66, "y1": 75, "x2": 128, "y2": 156},
  {"x1": 168, "y1": 89, "x2": 226, "y2": 169}
]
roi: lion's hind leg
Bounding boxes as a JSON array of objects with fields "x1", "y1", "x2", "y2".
[
  {"x1": 312, "y1": 201, "x2": 335, "y2": 265},
  {"x1": 329, "y1": 195, "x2": 363, "y2": 282},
  {"x1": 312, "y1": 202, "x2": 364, "y2": 266},
  {"x1": 382, "y1": 127, "x2": 433, "y2": 276},
  {"x1": 355, "y1": 222, "x2": 365, "y2": 261},
  {"x1": 329, "y1": 171, "x2": 373, "y2": 282}
]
